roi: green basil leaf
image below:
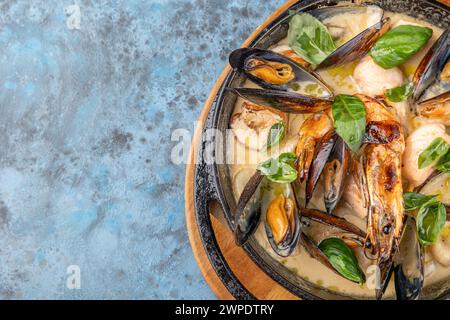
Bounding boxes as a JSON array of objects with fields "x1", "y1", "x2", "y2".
[
  {"x1": 267, "y1": 122, "x2": 286, "y2": 150},
  {"x1": 370, "y1": 25, "x2": 433, "y2": 69},
  {"x1": 436, "y1": 149, "x2": 450, "y2": 173},
  {"x1": 403, "y1": 192, "x2": 438, "y2": 211},
  {"x1": 385, "y1": 82, "x2": 414, "y2": 102},
  {"x1": 332, "y1": 94, "x2": 366, "y2": 152},
  {"x1": 288, "y1": 13, "x2": 336, "y2": 65},
  {"x1": 437, "y1": 163, "x2": 450, "y2": 173},
  {"x1": 319, "y1": 238, "x2": 365, "y2": 284},
  {"x1": 418, "y1": 137, "x2": 450, "y2": 169},
  {"x1": 267, "y1": 163, "x2": 298, "y2": 183},
  {"x1": 257, "y1": 152, "x2": 298, "y2": 183},
  {"x1": 278, "y1": 152, "x2": 297, "y2": 166},
  {"x1": 417, "y1": 202, "x2": 446, "y2": 246}
]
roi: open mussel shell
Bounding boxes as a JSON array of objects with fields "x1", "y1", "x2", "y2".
[
  {"x1": 416, "y1": 90, "x2": 450, "y2": 122},
  {"x1": 226, "y1": 87, "x2": 333, "y2": 114},
  {"x1": 229, "y1": 48, "x2": 332, "y2": 96},
  {"x1": 394, "y1": 216, "x2": 424, "y2": 300},
  {"x1": 317, "y1": 17, "x2": 390, "y2": 70},
  {"x1": 304, "y1": 131, "x2": 350, "y2": 214},
  {"x1": 323, "y1": 135, "x2": 350, "y2": 214},
  {"x1": 263, "y1": 184, "x2": 301, "y2": 257},
  {"x1": 413, "y1": 29, "x2": 450, "y2": 102},
  {"x1": 305, "y1": 130, "x2": 337, "y2": 207},
  {"x1": 234, "y1": 172, "x2": 264, "y2": 246}
]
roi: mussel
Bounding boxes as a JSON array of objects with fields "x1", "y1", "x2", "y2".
[
  {"x1": 305, "y1": 131, "x2": 350, "y2": 214},
  {"x1": 234, "y1": 171, "x2": 264, "y2": 246},
  {"x1": 226, "y1": 87, "x2": 333, "y2": 114},
  {"x1": 306, "y1": 130, "x2": 338, "y2": 207},
  {"x1": 264, "y1": 185, "x2": 301, "y2": 257},
  {"x1": 416, "y1": 91, "x2": 450, "y2": 126},
  {"x1": 306, "y1": 4, "x2": 389, "y2": 70},
  {"x1": 317, "y1": 18, "x2": 390, "y2": 70},
  {"x1": 234, "y1": 172, "x2": 301, "y2": 257},
  {"x1": 323, "y1": 135, "x2": 351, "y2": 214},
  {"x1": 393, "y1": 216, "x2": 424, "y2": 300},
  {"x1": 298, "y1": 233, "x2": 336, "y2": 273},
  {"x1": 300, "y1": 207, "x2": 366, "y2": 243},
  {"x1": 412, "y1": 29, "x2": 450, "y2": 102},
  {"x1": 298, "y1": 207, "x2": 368, "y2": 278},
  {"x1": 375, "y1": 216, "x2": 424, "y2": 300},
  {"x1": 310, "y1": 4, "x2": 382, "y2": 21},
  {"x1": 229, "y1": 48, "x2": 333, "y2": 96}
]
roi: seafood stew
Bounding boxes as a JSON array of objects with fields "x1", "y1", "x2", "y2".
[{"x1": 225, "y1": 2, "x2": 450, "y2": 299}]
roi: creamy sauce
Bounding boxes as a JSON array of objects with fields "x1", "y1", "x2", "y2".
[{"x1": 228, "y1": 8, "x2": 449, "y2": 299}]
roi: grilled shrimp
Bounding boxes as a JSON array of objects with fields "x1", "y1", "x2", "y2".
[{"x1": 356, "y1": 95, "x2": 406, "y2": 298}]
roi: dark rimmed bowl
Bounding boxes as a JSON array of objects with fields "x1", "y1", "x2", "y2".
[{"x1": 194, "y1": 0, "x2": 450, "y2": 300}]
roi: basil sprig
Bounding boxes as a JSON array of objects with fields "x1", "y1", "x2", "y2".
[
  {"x1": 403, "y1": 192, "x2": 446, "y2": 246},
  {"x1": 418, "y1": 137, "x2": 450, "y2": 169},
  {"x1": 288, "y1": 13, "x2": 336, "y2": 65},
  {"x1": 404, "y1": 192, "x2": 438, "y2": 211},
  {"x1": 370, "y1": 25, "x2": 433, "y2": 69},
  {"x1": 385, "y1": 82, "x2": 414, "y2": 102},
  {"x1": 417, "y1": 202, "x2": 446, "y2": 246},
  {"x1": 266, "y1": 122, "x2": 286, "y2": 150},
  {"x1": 319, "y1": 238, "x2": 365, "y2": 284},
  {"x1": 257, "y1": 152, "x2": 298, "y2": 183},
  {"x1": 436, "y1": 149, "x2": 450, "y2": 173},
  {"x1": 332, "y1": 94, "x2": 366, "y2": 152}
]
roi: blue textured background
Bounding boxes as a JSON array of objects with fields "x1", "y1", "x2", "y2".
[{"x1": 0, "y1": 0, "x2": 285, "y2": 299}]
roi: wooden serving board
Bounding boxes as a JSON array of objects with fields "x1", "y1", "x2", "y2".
[{"x1": 184, "y1": 0, "x2": 449, "y2": 300}]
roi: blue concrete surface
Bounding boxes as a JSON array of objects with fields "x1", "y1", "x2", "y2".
[{"x1": 0, "y1": 0, "x2": 285, "y2": 299}]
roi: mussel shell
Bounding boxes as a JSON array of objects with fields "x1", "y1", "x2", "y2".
[
  {"x1": 308, "y1": 4, "x2": 383, "y2": 23},
  {"x1": 394, "y1": 216, "x2": 424, "y2": 300},
  {"x1": 264, "y1": 184, "x2": 301, "y2": 257},
  {"x1": 305, "y1": 130, "x2": 337, "y2": 207},
  {"x1": 413, "y1": 29, "x2": 450, "y2": 102},
  {"x1": 229, "y1": 48, "x2": 332, "y2": 96},
  {"x1": 418, "y1": 90, "x2": 450, "y2": 106},
  {"x1": 416, "y1": 90, "x2": 450, "y2": 119},
  {"x1": 323, "y1": 135, "x2": 350, "y2": 214},
  {"x1": 227, "y1": 87, "x2": 333, "y2": 114},
  {"x1": 265, "y1": 206, "x2": 301, "y2": 257},
  {"x1": 301, "y1": 207, "x2": 366, "y2": 240},
  {"x1": 317, "y1": 17, "x2": 390, "y2": 70},
  {"x1": 234, "y1": 172, "x2": 264, "y2": 246},
  {"x1": 299, "y1": 233, "x2": 336, "y2": 272}
]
